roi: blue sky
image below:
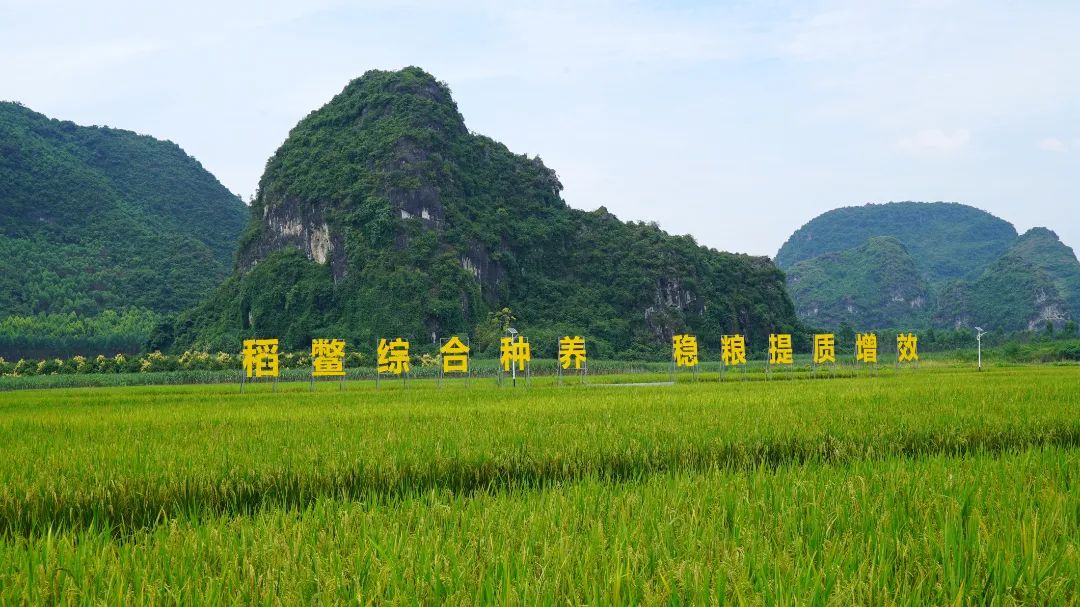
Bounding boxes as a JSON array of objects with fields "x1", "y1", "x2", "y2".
[{"x1": 2, "y1": 0, "x2": 1077, "y2": 258}]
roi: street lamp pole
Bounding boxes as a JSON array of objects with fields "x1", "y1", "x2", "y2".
[
  {"x1": 507, "y1": 327, "x2": 518, "y2": 387},
  {"x1": 974, "y1": 326, "x2": 987, "y2": 371}
]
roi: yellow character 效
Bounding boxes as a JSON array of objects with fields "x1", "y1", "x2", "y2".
[
  {"x1": 721, "y1": 334, "x2": 746, "y2": 366},
  {"x1": 440, "y1": 336, "x2": 470, "y2": 374},
  {"x1": 559, "y1": 336, "x2": 587, "y2": 370},
  {"x1": 897, "y1": 333, "x2": 919, "y2": 363},
  {"x1": 242, "y1": 338, "x2": 279, "y2": 378},
  {"x1": 311, "y1": 339, "x2": 346, "y2": 377},
  {"x1": 769, "y1": 334, "x2": 793, "y2": 365},
  {"x1": 813, "y1": 334, "x2": 836, "y2": 364},
  {"x1": 377, "y1": 338, "x2": 411, "y2": 375}
]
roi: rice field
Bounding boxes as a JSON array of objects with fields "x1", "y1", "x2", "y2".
[{"x1": 0, "y1": 366, "x2": 1077, "y2": 604}]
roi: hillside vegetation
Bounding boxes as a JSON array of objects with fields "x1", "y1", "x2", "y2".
[
  {"x1": 0, "y1": 102, "x2": 247, "y2": 320},
  {"x1": 161, "y1": 68, "x2": 800, "y2": 357}
]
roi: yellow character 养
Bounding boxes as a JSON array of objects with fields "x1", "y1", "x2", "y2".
[{"x1": 558, "y1": 336, "x2": 587, "y2": 370}]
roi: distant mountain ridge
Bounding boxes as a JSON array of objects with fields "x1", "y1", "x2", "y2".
[
  {"x1": 778, "y1": 202, "x2": 1080, "y2": 331},
  {"x1": 0, "y1": 101, "x2": 248, "y2": 318}
]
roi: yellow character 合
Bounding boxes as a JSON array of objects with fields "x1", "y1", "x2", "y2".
[
  {"x1": 311, "y1": 339, "x2": 346, "y2": 377},
  {"x1": 769, "y1": 334, "x2": 793, "y2": 365},
  {"x1": 813, "y1": 334, "x2": 836, "y2": 364},
  {"x1": 500, "y1": 335, "x2": 531, "y2": 372},
  {"x1": 897, "y1": 333, "x2": 919, "y2": 363},
  {"x1": 440, "y1": 336, "x2": 470, "y2": 374},
  {"x1": 377, "y1": 338, "x2": 411, "y2": 375},
  {"x1": 856, "y1": 333, "x2": 878, "y2": 363},
  {"x1": 559, "y1": 336, "x2": 587, "y2": 370},
  {"x1": 721, "y1": 334, "x2": 746, "y2": 366},
  {"x1": 242, "y1": 338, "x2": 279, "y2": 378},
  {"x1": 672, "y1": 334, "x2": 699, "y2": 367}
]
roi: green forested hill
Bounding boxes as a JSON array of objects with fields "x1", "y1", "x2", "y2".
[
  {"x1": 778, "y1": 203, "x2": 1080, "y2": 332},
  {"x1": 776, "y1": 202, "x2": 1017, "y2": 282},
  {"x1": 161, "y1": 67, "x2": 800, "y2": 357},
  {"x1": 0, "y1": 102, "x2": 247, "y2": 318}
]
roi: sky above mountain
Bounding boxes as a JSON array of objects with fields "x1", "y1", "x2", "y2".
[{"x1": 2, "y1": 0, "x2": 1077, "y2": 258}]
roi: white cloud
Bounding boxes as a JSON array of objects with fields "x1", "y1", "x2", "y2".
[
  {"x1": 897, "y1": 128, "x2": 970, "y2": 156},
  {"x1": 1038, "y1": 138, "x2": 1068, "y2": 152}
]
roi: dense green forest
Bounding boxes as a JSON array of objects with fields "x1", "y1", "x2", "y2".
[
  {"x1": 0, "y1": 102, "x2": 247, "y2": 320},
  {"x1": 0, "y1": 309, "x2": 158, "y2": 359},
  {"x1": 157, "y1": 67, "x2": 802, "y2": 358},
  {"x1": 778, "y1": 203, "x2": 1080, "y2": 331}
]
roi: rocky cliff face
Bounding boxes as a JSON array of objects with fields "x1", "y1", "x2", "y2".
[{"x1": 165, "y1": 67, "x2": 801, "y2": 355}]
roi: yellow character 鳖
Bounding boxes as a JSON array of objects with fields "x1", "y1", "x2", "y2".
[{"x1": 311, "y1": 339, "x2": 346, "y2": 377}]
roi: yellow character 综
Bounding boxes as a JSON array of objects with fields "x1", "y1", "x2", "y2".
[
  {"x1": 856, "y1": 333, "x2": 878, "y2": 364},
  {"x1": 440, "y1": 336, "x2": 470, "y2": 374},
  {"x1": 500, "y1": 335, "x2": 531, "y2": 372},
  {"x1": 242, "y1": 338, "x2": 279, "y2": 378},
  {"x1": 721, "y1": 334, "x2": 746, "y2": 366},
  {"x1": 897, "y1": 333, "x2": 919, "y2": 363},
  {"x1": 672, "y1": 334, "x2": 699, "y2": 367},
  {"x1": 377, "y1": 338, "x2": 411, "y2": 375},
  {"x1": 558, "y1": 336, "x2": 587, "y2": 370},
  {"x1": 311, "y1": 338, "x2": 346, "y2": 377},
  {"x1": 813, "y1": 333, "x2": 836, "y2": 364},
  {"x1": 769, "y1": 334, "x2": 793, "y2": 365}
]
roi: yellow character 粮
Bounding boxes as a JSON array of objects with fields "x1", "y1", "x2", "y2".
[
  {"x1": 440, "y1": 336, "x2": 470, "y2": 374},
  {"x1": 500, "y1": 335, "x2": 531, "y2": 372},
  {"x1": 897, "y1": 333, "x2": 919, "y2": 363},
  {"x1": 242, "y1": 338, "x2": 279, "y2": 378},
  {"x1": 856, "y1": 333, "x2": 878, "y2": 363},
  {"x1": 721, "y1": 334, "x2": 746, "y2": 366},
  {"x1": 311, "y1": 339, "x2": 346, "y2": 377},
  {"x1": 769, "y1": 334, "x2": 793, "y2": 365},
  {"x1": 377, "y1": 338, "x2": 411, "y2": 375},
  {"x1": 813, "y1": 334, "x2": 836, "y2": 364},
  {"x1": 672, "y1": 334, "x2": 699, "y2": 367},
  {"x1": 558, "y1": 336, "x2": 587, "y2": 370}
]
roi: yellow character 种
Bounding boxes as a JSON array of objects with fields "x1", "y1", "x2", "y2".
[{"x1": 500, "y1": 336, "x2": 531, "y2": 372}]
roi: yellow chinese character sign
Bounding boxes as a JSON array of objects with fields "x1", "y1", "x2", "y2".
[
  {"x1": 769, "y1": 334, "x2": 793, "y2": 365},
  {"x1": 856, "y1": 333, "x2": 878, "y2": 364},
  {"x1": 721, "y1": 335, "x2": 746, "y2": 366},
  {"x1": 377, "y1": 338, "x2": 411, "y2": 375},
  {"x1": 813, "y1": 334, "x2": 836, "y2": 364},
  {"x1": 500, "y1": 336, "x2": 531, "y2": 372},
  {"x1": 242, "y1": 338, "x2": 279, "y2": 378},
  {"x1": 440, "y1": 336, "x2": 470, "y2": 374},
  {"x1": 672, "y1": 334, "x2": 699, "y2": 367},
  {"x1": 897, "y1": 333, "x2": 919, "y2": 363},
  {"x1": 311, "y1": 339, "x2": 345, "y2": 377},
  {"x1": 559, "y1": 336, "x2": 587, "y2": 370}
]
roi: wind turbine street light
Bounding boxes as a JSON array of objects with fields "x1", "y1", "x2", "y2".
[{"x1": 974, "y1": 326, "x2": 987, "y2": 372}]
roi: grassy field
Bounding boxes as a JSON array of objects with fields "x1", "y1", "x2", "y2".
[{"x1": 0, "y1": 366, "x2": 1077, "y2": 604}]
